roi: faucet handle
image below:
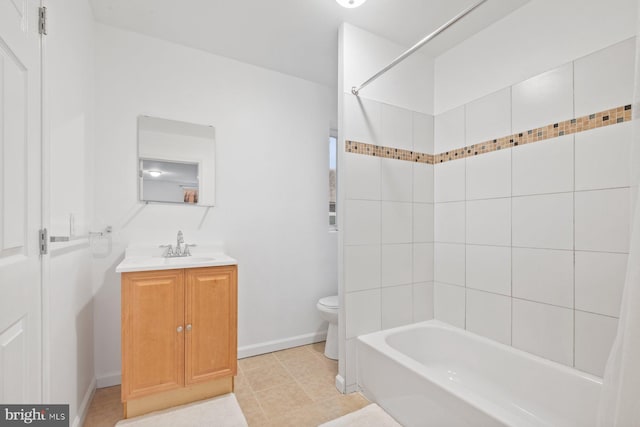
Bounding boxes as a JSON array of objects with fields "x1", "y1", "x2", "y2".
[
  {"x1": 183, "y1": 244, "x2": 196, "y2": 256},
  {"x1": 159, "y1": 244, "x2": 173, "y2": 256}
]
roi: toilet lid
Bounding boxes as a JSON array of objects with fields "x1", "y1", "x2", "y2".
[{"x1": 319, "y1": 295, "x2": 339, "y2": 309}]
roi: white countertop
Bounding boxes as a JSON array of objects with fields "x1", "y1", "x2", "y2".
[
  {"x1": 115, "y1": 253, "x2": 237, "y2": 273},
  {"x1": 115, "y1": 243, "x2": 237, "y2": 273}
]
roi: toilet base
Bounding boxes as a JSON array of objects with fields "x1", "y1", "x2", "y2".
[{"x1": 324, "y1": 322, "x2": 338, "y2": 360}]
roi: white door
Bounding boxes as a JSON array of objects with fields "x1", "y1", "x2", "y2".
[{"x1": 0, "y1": 0, "x2": 43, "y2": 403}]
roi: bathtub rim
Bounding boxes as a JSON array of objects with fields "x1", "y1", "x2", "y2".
[
  {"x1": 357, "y1": 319, "x2": 601, "y2": 385},
  {"x1": 356, "y1": 319, "x2": 602, "y2": 427}
]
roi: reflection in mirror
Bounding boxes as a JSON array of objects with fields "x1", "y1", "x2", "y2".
[
  {"x1": 138, "y1": 116, "x2": 215, "y2": 206},
  {"x1": 140, "y1": 159, "x2": 199, "y2": 204}
]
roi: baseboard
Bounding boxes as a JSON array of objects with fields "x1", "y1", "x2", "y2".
[
  {"x1": 237, "y1": 331, "x2": 327, "y2": 359},
  {"x1": 95, "y1": 332, "x2": 327, "y2": 387},
  {"x1": 72, "y1": 377, "x2": 96, "y2": 427},
  {"x1": 96, "y1": 372, "x2": 122, "y2": 388},
  {"x1": 335, "y1": 374, "x2": 346, "y2": 394},
  {"x1": 93, "y1": 368, "x2": 352, "y2": 407},
  {"x1": 345, "y1": 383, "x2": 358, "y2": 394}
]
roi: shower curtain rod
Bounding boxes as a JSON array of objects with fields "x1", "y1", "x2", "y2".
[{"x1": 351, "y1": 0, "x2": 487, "y2": 96}]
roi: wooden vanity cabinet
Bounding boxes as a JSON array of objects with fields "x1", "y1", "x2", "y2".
[
  {"x1": 185, "y1": 267, "x2": 237, "y2": 384},
  {"x1": 121, "y1": 265, "x2": 237, "y2": 418}
]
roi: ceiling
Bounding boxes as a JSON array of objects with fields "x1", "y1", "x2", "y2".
[{"x1": 89, "y1": 0, "x2": 529, "y2": 88}]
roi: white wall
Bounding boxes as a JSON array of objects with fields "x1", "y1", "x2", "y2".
[
  {"x1": 337, "y1": 23, "x2": 435, "y2": 392},
  {"x1": 92, "y1": 24, "x2": 337, "y2": 385},
  {"x1": 45, "y1": 0, "x2": 96, "y2": 426},
  {"x1": 48, "y1": 1, "x2": 95, "y2": 237},
  {"x1": 342, "y1": 24, "x2": 434, "y2": 115},
  {"x1": 432, "y1": 37, "x2": 635, "y2": 377},
  {"x1": 435, "y1": 0, "x2": 637, "y2": 114}
]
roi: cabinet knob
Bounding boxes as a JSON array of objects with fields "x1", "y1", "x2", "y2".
[
  {"x1": 186, "y1": 324, "x2": 192, "y2": 331},
  {"x1": 177, "y1": 326, "x2": 183, "y2": 333}
]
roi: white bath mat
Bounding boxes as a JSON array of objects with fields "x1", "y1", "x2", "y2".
[
  {"x1": 116, "y1": 393, "x2": 248, "y2": 427},
  {"x1": 320, "y1": 403, "x2": 402, "y2": 427}
]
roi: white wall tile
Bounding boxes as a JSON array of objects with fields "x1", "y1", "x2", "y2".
[
  {"x1": 434, "y1": 283, "x2": 465, "y2": 328},
  {"x1": 466, "y1": 88, "x2": 511, "y2": 145},
  {"x1": 466, "y1": 149, "x2": 511, "y2": 200},
  {"x1": 345, "y1": 200, "x2": 381, "y2": 245},
  {"x1": 346, "y1": 289, "x2": 381, "y2": 339},
  {"x1": 382, "y1": 285, "x2": 413, "y2": 329},
  {"x1": 413, "y1": 243, "x2": 434, "y2": 283},
  {"x1": 435, "y1": 105, "x2": 465, "y2": 153},
  {"x1": 344, "y1": 95, "x2": 382, "y2": 145},
  {"x1": 466, "y1": 198, "x2": 511, "y2": 246},
  {"x1": 512, "y1": 193, "x2": 573, "y2": 250},
  {"x1": 434, "y1": 202, "x2": 465, "y2": 243},
  {"x1": 344, "y1": 245, "x2": 381, "y2": 293},
  {"x1": 575, "y1": 188, "x2": 630, "y2": 253},
  {"x1": 413, "y1": 203, "x2": 434, "y2": 243},
  {"x1": 512, "y1": 248, "x2": 574, "y2": 308},
  {"x1": 413, "y1": 282, "x2": 434, "y2": 322},
  {"x1": 381, "y1": 244, "x2": 412, "y2": 287},
  {"x1": 575, "y1": 123, "x2": 632, "y2": 191},
  {"x1": 574, "y1": 38, "x2": 635, "y2": 117},
  {"x1": 434, "y1": 243, "x2": 465, "y2": 286},
  {"x1": 381, "y1": 201, "x2": 412, "y2": 244},
  {"x1": 412, "y1": 112, "x2": 434, "y2": 153},
  {"x1": 381, "y1": 103, "x2": 412, "y2": 150},
  {"x1": 575, "y1": 251, "x2": 627, "y2": 318},
  {"x1": 434, "y1": 159, "x2": 466, "y2": 202},
  {"x1": 344, "y1": 152, "x2": 380, "y2": 200},
  {"x1": 512, "y1": 135, "x2": 574, "y2": 196},
  {"x1": 466, "y1": 289, "x2": 511, "y2": 345},
  {"x1": 466, "y1": 245, "x2": 511, "y2": 296},
  {"x1": 512, "y1": 299, "x2": 573, "y2": 366},
  {"x1": 413, "y1": 163, "x2": 434, "y2": 203},
  {"x1": 381, "y1": 158, "x2": 413, "y2": 202},
  {"x1": 512, "y1": 63, "x2": 574, "y2": 133},
  {"x1": 575, "y1": 311, "x2": 618, "y2": 377}
]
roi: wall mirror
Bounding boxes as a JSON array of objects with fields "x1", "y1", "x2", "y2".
[{"x1": 138, "y1": 116, "x2": 215, "y2": 206}]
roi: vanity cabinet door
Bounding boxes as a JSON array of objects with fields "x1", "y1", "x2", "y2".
[
  {"x1": 185, "y1": 266, "x2": 237, "y2": 385},
  {"x1": 121, "y1": 270, "x2": 185, "y2": 400}
]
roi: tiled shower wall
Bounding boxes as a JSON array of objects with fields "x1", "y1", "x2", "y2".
[
  {"x1": 433, "y1": 37, "x2": 635, "y2": 377},
  {"x1": 342, "y1": 94, "x2": 435, "y2": 389}
]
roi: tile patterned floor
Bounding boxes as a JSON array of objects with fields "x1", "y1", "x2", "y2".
[
  {"x1": 83, "y1": 385, "x2": 124, "y2": 427},
  {"x1": 83, "y1": 342, "x2": 369, "y2": 427},
  {"x1": 236, "y1": 342, "x2": 369, "y2": 426}
]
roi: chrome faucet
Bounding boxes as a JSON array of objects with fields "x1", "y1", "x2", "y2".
[
  {"x1": 159, "y1": 230, "x2": 194, "y2": 257},
  {"x1": 176, "y1": 230, "x2": 184, "y2": 255}
]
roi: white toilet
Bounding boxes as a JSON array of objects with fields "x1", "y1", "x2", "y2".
[{"x1": 317, "y1": 295, "x2": 339, "y2": 360}]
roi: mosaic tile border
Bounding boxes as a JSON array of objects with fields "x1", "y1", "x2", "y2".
[
  {"x1": 345, "y1": 141, "x2": 435, "y2": 164},
  {"x1": 345, "y1": 105, "x2": 632, "y2": 164}
]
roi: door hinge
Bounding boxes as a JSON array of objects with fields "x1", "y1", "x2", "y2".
[
  {"x1": 38, "y1": 7, "x2": 47, "y2": 35},
  {"x1": 39, "y1": 228, "x2": 48, "y2": 255}
]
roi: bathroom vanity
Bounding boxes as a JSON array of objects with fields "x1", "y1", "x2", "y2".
[{"x1": 116, "y1": 246, "x2": 237, "y2": 418}]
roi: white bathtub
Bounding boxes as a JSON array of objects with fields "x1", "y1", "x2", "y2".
[{"x1": 357, "y1": 320, "x2": 602, "y2": 427}]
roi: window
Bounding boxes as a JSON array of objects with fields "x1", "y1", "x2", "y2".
[{"x1": 329, "y1": 135, "x2": 337, "y2": 228}]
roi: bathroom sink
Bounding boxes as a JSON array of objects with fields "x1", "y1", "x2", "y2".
[
  {"x1": 115, "y1": 253, "x2": 236, "y2": 273},
  {"x1": 164, "y1": 256, "x2": 216, "y2": 263}
]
